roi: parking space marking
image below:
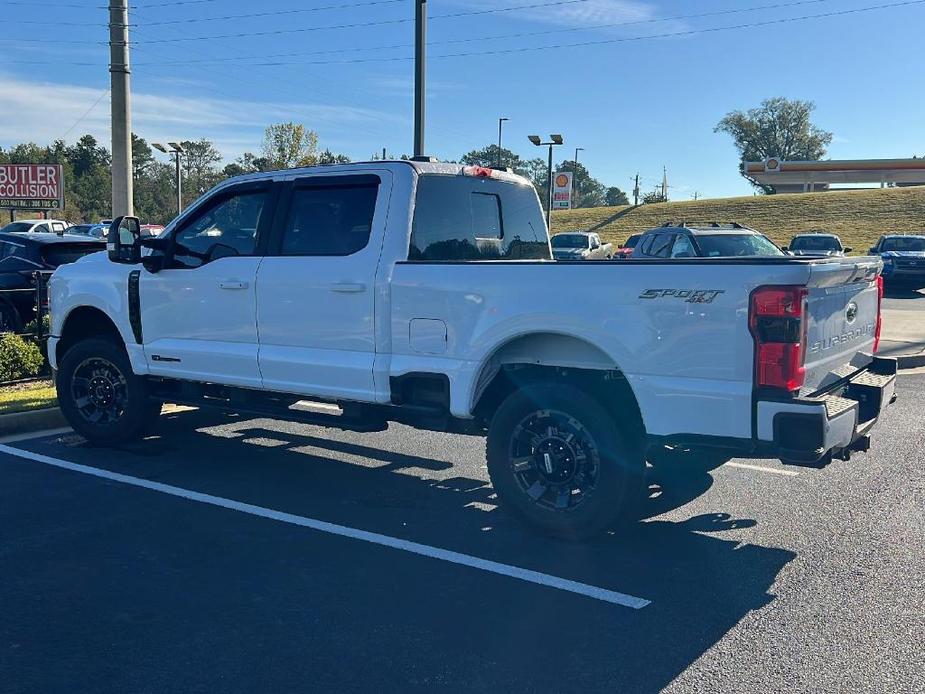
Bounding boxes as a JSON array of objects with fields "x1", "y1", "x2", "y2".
[
  {"x1": 0, "y1": 443, "x2": 652, "y2": 610},
  {"x1": 723, "y1": 461, "x2": 800, "y2": 477}
]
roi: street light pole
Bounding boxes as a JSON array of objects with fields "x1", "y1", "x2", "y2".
[
  {"x1": 153, "y1": 142, "x2": 185, "y2": 216},
  {"x1": 413, "y1": 0, "x2": 427, "y2": 158},
  {"x1": 497, "y1": 117, "x2": 509, "y2": 168},
  {"x1": 528, "y1": 134, "x2": 564, "y2": 231}
]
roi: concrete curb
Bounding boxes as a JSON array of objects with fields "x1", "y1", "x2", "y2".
[{"x1": 0, "y1": 407, "x2": 67, "y2": 437}]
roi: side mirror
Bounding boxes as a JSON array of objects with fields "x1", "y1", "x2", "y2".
[
  {"x1": 844, "y1": 247, "x2": 853, "y2": 253},
  {"x1": 781, "y1": 246, "x2": 789, "y2": 251},
  {"x1": 108, "y1": 216, "x2": 141, "y2": 264},
  {"x1": 869, "y1": 247, "x2": 878, "y2": 254}
]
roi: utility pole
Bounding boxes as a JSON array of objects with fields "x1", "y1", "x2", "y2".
[
  {"x1": 109, "y1": 0, "x2": 133, "y2": 216},
  {"x1": 382, "y1": 147, "x2": 387, "y2": 160},
  {"x1": 497, "y1": 117, "x2": 509, "y2": 168},
  {"x1": 413, "y1": 0, "x2": 427, "y2": 158},
  {"x1": 633, "y1": 173, "x2": 640, "y2": 206}
]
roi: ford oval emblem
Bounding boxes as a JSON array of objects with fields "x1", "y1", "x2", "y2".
[{"x1": 846, "y1": 301, "x2": 859, "y2": 324}]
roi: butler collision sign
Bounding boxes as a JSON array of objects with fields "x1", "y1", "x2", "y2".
[{"x1": 0, "y1": 164, "x2": 65, "y2": 211}]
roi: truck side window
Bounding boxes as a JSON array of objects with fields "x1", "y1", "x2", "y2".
[
  {"x1": 410, "y1": 175, "x2": 550, "y2": 261},
  {"x1": 172, "y1": 191, "x2": 266, "y2": 269},
  {"x1": 280, "y1": 182, "x2": 378, "y2": 257}
]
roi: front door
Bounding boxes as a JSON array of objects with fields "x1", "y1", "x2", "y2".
[
  {"x1": 256, "y1": 172, "x2": 390, "y2": 402},
  {"x1": 140, "y1": 182, "x2": 277, "y2": 389}
]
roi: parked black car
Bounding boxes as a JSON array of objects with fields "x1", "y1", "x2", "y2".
[{"x1": 0, "y1": 232, "x2": 105, "y2": 331}]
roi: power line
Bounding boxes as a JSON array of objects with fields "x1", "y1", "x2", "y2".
[
  {"x1": 141, "y1": 0, "x2": 405, "y2": 26},
  {"x1": 180, "y1": 0, "x2": 925, "y2": 66},
  {"x1": 129, "y1": 0, "x2": 841, "y2": 66},
  {"x1": 130, "y1": 0, "x2": 596, "y2": 44},
  {"x1": 59, "y1": 88, "x2": 110, "y2": 141}
]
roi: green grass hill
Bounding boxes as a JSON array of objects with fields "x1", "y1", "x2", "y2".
[{"x1": 550, "y1": 186, "x2": 925, "y2": 254}]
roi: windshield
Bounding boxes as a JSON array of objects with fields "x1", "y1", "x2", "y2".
[
  {"x1": 551, "y1": 234, "x2": 588, "y2": 249},
  {"x1": 881, "y1": 237, "x2": 925, "y2": 252},
  {"x1": 791, "y1": 236, "x2": 840, "y2": 251},
  {"x1": 0, "y1": 222, "x2": 35, "y2": 233},
  {"x1": 695, "y1": 233, "x2": 784, "y2": 257},
  {"x1": 68, "y1": 224, "x2": 94, "y2": 236}
]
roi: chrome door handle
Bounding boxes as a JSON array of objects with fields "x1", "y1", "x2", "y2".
[
  {"x1": 330, "y1": 282, "x2": 366, "y2": 293},
  {"x1": 219, "y1": 280, "x2": 249, "y2": 290}
]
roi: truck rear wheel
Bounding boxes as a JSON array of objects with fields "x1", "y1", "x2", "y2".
[
  {"x1": 57, "y1": 338, "x2": 157, "y2": 445},
  {"x1": 486, "y1": 382, "x2": 645, "y2": 540}
]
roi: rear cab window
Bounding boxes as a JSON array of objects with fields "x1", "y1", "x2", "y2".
[{"x1": 410, "y1": 174, "x2": 550, "y2": 261}]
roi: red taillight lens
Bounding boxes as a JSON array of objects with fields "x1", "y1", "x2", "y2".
[
  {"x1": 873, "y1": 275, "x2": 884, "y2": 353},
  {"x1": 750, "y1": 285, "x2": 808, "y2": 392}
]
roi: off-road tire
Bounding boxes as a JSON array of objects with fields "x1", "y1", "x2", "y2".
[
  {"x1": 57, "y1": 337, "x2": 155, "y2": 445},
  {"x1": 486, "y1": 382, "x2": 646, "y2": 540}
]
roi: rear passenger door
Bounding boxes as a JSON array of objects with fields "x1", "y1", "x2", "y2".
[{"x1": 256, "y1": 171, "x2": 391, "y2": 402}]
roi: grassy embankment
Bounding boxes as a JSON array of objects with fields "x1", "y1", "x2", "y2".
[
  {"x1": 551, "y1": 185, "x2": 925, "y2": 254},
  {"x1": 0, "y1": 380, "x2": 56, "y2": 415}
]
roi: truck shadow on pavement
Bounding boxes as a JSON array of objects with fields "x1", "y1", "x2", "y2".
[{"x1": 9, "y1": 408, "x2": 796, "y2": 693}]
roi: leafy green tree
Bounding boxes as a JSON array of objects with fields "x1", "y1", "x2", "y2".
[
  {"x1": 318, "y1": 149, "x2": 351, "y2": 165},
  {"x1": 642, "y1": 190, "x2": 668, "y2": 204},
  {"x1": 261, "y1": 122, "x2": 319, "y2": 169},
  {"x1": 605, "y1": 186, "x2": 629, "y2": 206},
  {"x1": 179, "y1": 138, "x2": 222, "y2": 203},
  {"x1": 715, "y1": 97, "x2": 834, "y2": 192}
]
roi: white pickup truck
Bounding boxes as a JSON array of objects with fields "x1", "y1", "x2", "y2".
[{"x1": 48, "y1": 161, "x2": 896, "y2": 538}]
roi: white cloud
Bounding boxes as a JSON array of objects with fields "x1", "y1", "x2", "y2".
[
  {"x1": 0, "y1": 73, "x2": 404, "y2": 162},
  {"x1": 445, "y1": 0, "x2": 659, "y2": 29}
]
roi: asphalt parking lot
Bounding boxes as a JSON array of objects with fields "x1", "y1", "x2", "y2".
[{"x1": 2, "y1": 367, "x2": 924, "y2": 694}]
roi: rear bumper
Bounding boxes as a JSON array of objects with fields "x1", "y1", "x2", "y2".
[{"x1": 756, "y1": 356, "x2": 897, "y2": 465}]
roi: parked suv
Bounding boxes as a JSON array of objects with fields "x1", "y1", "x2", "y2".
[
  {"x1": 869, "y1": 234, "x2": 925, "y2": 287},
  {"x1": 631, "y1": 223, "x2": 784, "y2": 258},
  {"x1": 0, "y1": 231, "x2": 104, "y2": 331}
]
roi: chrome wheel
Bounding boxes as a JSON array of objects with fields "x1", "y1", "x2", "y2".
[
  {"x1": 508, "y1": 409, "x2": 601, "y2": 512},
  {"x1": 70, "y1": 357, "x2": 129, "y2": 425}
]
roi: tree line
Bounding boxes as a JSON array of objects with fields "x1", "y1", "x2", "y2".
[{"x1": 0, "y1": 122, "x2": 630, "y2": 225}]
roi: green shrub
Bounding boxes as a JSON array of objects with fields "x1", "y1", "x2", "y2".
[
  {"x1": 0, "y1": 332, "x2": 45, "y2": 382},
  {"x1": 23, "y1": 314, "x2": 51, "y2": 336}
]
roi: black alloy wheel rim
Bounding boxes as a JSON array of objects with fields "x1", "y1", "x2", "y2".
[
  {"x1": 508, "y1": 409, "x2": 601, "y2": 512},
  {"x1": 70, "y1": 357, "x2": 129, "y2": 425}
]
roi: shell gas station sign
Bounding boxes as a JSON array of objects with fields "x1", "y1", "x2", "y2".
[
  {"x1": 552, "y1": 171, "x2": 573, "y2": 210},
  {"x1": 0, "y1": 164, "x2": 65, "y2": 211}
]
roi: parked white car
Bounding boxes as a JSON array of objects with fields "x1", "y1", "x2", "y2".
[
  {"x1": 48, "y1": 161, "x2": 895, "y2": 538},
  {"x1": 0, "y1": 219, "x2": 71, "y2": 235}
]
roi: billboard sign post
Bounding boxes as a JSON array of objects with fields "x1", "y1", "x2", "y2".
[
  {"x1": 552, "y1": 171, "x2": 573, "y2": 210},
  {"x1": 0, "y1": 164, "x2": 65, "y2": 211}
]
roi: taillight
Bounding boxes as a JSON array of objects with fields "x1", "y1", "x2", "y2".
[
  {"x1": 749, "y1": 285, "x2": 808, "y2": 392},
  {"x1": 873, "y1": 275, "x2": 884, "y2": 353}
]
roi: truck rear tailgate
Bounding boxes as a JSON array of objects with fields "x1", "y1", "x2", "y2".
[{"x1": 802, "y1": 257, "x2": 882, "y2": 395}]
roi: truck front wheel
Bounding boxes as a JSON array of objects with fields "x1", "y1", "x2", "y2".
[
  {"x1": 57, "y1": 338, "x2": 159, "y2": 445},
  {"x1": 486, "y1": 382, "x2": 645, "y2": 540}
]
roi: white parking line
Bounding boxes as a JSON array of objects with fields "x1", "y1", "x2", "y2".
[
  {"x1": 0, "y1": 443, "x2": 651, "y2": 610},
  {"x1": 723, "y1": 461, "x2": 800, "y2": 477}
]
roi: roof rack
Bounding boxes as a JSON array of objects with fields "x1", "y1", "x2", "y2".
[{"x1": 661, "y1": 221, "x2": 752, "y2": 230}]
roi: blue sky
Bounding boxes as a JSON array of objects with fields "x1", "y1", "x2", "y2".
[{"x1": 2, "y1": 0, "x2": 924, "y2": 198}]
